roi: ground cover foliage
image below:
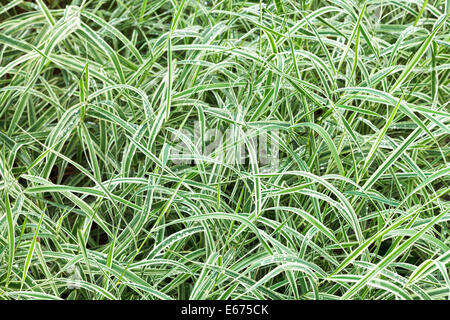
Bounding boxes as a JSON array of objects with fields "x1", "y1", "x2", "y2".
[{"x1": 0, "y1": 0, "x2": 449, "y2": 300}]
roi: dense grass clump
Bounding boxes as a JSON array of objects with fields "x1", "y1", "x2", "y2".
[{"x1": 0, "y1": 0, "x2": 449, "y2": 300}]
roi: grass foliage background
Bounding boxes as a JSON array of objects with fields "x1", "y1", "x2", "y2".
[{"x1": 0, "y1": 0, "x2": 449, "y2": 300}]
